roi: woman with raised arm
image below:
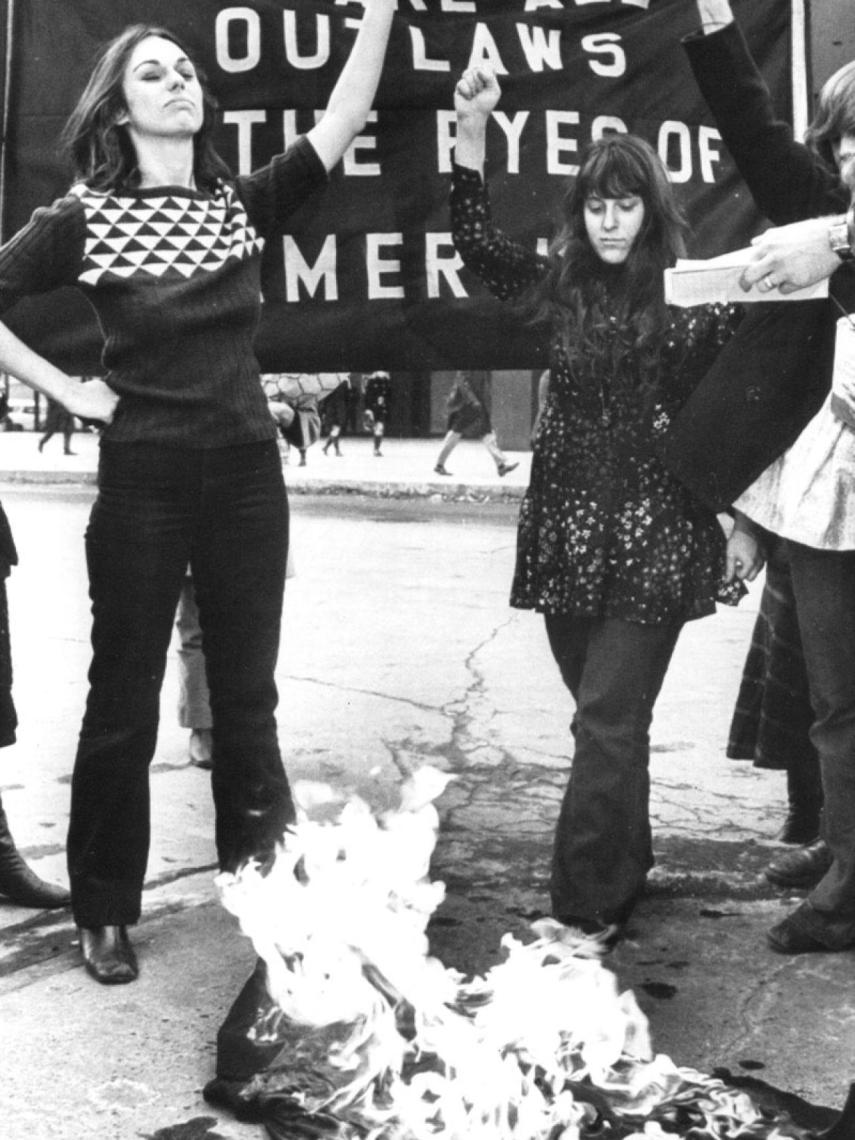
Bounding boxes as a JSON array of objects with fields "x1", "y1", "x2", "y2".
[
  {"x1": 450, "y1": 65, "x2": 750, "y2": 945},
  {"x1": 660, "y1": 0, "x2": 855, "y2": 954},
  {"x1": 0, "y1": 1, "x2": 394, "y2": 983}
]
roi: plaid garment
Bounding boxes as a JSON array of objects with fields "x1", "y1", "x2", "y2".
[{"x1": 727, "y1": 538, "x2": 816, "y2": 770}]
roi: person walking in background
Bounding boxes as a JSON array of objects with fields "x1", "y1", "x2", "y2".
[
  {"x1": 38, "y1": 396, "x2": 76, "y2": 455},
  {"x1": 433, "y1": 370, "x2": 518, "y2": 477},
  {"x1": 321, "y1": 375, "x2": 351, "y2": 457},
  {"x1": 0, "y1": 2, "x2": 394, "y2": 984},
  {"x1": 362, "y1": 370, "x2": 392, "y2": 456},
  {"x1": 344, "y1": 373, "x2": 362, "y2": 436},
  {"x1": 449, "y1": 64, "x2": 749, "y2": 944},
  {"x1": 661, "y1": 0, "x2": 855, "y2": 955}
]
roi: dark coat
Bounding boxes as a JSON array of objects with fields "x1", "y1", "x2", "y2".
[{"x1": 657, "y1": 22, "x2": 855, "y2": 513}]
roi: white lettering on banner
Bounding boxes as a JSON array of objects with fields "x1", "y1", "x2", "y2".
[
  {"x1": 426, "y1": 234, "x2": 467, "y2": 298},
  {"x1": 406, "y1": 25, "x2": 627, "y2": 75},
  {"x1": 223, "y1": 110, "x2": 267, "y2": 174},
  {"x1": 278, "y1": 232, "x2": 545, "y2": 302},
  {"x1": 517, "y1": 24, "x2": 563, "y2": 71},
  {"x1": 698, "y1": 126, "x2": 723, "y2": 182},
  {"x1": 410, "y1": 28, "x2": 451, "y2": 72},
  {"x1": 437, "y1": 111, "x2": 457, "y2": 174},
  {"x1": 546, "y1": 110, "x2": 581, "y2": 175},
  {"x1": 582, "y1": 33, "x2": 625, "y2": 77},
  {"x1": 493, "y1": 111, "x2": 530, "y2": 174},
  {"x1": 366, "y1": 234, "x2": 405, "y2": 299},
  {"x1": 212, "y1": 12, "x2": 640, "y2": 79},
  {"x1": 467, "y1": 24, "x2": 510, "y2": 74},
  {"x1": 659, "y1": 120, "x2": 692, "y2": 183},
  {"x1": 224, "y1": 108, "x2": 723, "y2": 185},
  {"x1": 215, "y1": 7, "x2": 261, "y2": 73},
  {"x1": 523, "y1": 1, "x2": 650, "y2": 9},
  {"x1": 284, "y1": 234, "x2": 339, "y2": 301},
  {"x1": 283, "y1": 11, "x2": 331, "y2": 68},
  {"x1": 343, "y1": 113, "x2": 380, "y2": 176}
]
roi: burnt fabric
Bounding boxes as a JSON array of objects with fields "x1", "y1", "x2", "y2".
[{"x1": 205, "y1": 961, "x2": 849, "y2": 1140}]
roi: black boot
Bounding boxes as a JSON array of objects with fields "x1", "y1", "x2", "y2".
[{"x1": 0, "y1": 796, "x2": 70, "y2": 908}]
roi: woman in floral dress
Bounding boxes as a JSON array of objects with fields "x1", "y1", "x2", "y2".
[{"x1": 450, "y1": 65, "x2": 753, "y2": 943}]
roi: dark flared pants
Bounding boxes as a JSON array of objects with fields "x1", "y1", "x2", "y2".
[
  {"x1": 545, "y1": 614, "x2": 682, "y2": 926},
  {"x1": 785, "y1": 541, "x2": 855, "y2": 948},
  {"x1": 68, "y1": 440, "x2": 295, "y2": 928}
]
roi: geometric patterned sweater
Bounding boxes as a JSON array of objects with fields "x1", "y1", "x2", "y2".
[{"x1": 0, "y1": 136, "x2": 327, "y2": 447}]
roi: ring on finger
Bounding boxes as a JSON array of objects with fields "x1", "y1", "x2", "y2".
[{"x1": 762, "y1": 274, "x2": 777, "y2": 289}]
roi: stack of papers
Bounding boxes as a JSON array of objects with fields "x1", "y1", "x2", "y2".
[{"x1": 664, "y1": 247, "x2": 829, "y2": 306}]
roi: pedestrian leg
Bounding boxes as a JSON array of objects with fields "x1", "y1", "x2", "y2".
[
  {"x1": 434, "y1": 430, "x2": 461, "y2": 475},
  {"x1": 481, "y1": 431, "x2": 518, "y2": 477}
]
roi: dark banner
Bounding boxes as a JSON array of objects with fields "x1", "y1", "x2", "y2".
[{"x1": 0, "y1": 0, "x2": 793, "y2": 372}]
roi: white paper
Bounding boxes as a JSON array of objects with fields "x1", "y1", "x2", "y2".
[{"x1": 664, "y1": 246, "x2": 829, "y2": 306}]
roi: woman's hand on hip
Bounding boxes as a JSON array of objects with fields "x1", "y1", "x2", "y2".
[{"x1": 64, "y1": 377, "x2": 119, "y2": 425}]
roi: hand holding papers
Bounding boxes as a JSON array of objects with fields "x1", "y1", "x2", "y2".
[{"x1": 664, "y1": 247, "x2": 829, "y2": 306}]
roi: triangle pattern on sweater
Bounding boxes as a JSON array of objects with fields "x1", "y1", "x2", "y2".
[{"x1": 72, "y1": 183, "x2": 264, "y2": 285}]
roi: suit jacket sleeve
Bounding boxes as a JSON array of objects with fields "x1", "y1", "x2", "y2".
[
  {"x1": 683, "y1": 22, "x2": 848, "y2": 222},
  {"x1": 657, "y1": 22, "x2": 849, "y2": 513}
]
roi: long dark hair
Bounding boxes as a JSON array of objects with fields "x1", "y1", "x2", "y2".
[
  {"x1": 60, "y1": 24, "x2": 232, "y2": 192},
  {"x1": 521, "y1": 133, "x2": 688, "y2": 363},
  {"x1": 805, "y1": 59, "x2": 855, "y2": 170}
]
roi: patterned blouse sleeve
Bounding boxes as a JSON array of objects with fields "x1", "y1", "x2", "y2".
[{"x1": 451, "y1": 163, "x2": 547, "y2": 302}]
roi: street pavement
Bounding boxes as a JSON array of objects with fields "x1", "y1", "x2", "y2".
[{"x1": 0, "y1": 428, "x2": 852, "y2": 1140}]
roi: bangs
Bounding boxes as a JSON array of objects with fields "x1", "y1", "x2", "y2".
[{"x1": 579, "y1": 143, "x2": 647, "y2": 200}]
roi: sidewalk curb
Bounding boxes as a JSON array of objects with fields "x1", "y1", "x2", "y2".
[{"x1": 0, "y1": 470, "x2": 527, "y2": 501}]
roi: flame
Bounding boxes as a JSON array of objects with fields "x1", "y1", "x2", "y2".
[{"x1": 216, "y1": 768, "x2": 815, "y2": 1140}]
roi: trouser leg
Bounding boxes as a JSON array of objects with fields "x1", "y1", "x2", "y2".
[
  {"x1": 68, "y1": 443, "x2": 192, "y2": 927},
  {"x1": 786, "y1": 541, "x2": 855, "y2": 947},
  {"x1": 546, "y1": 613, "x2": 682, "y2": 925},
  {"x1": 175, "y1": 574, "x2": 212, "y2": 731},
  {"x1": 481, "y1": 431, "x2": 507, "y2": 469},
  {"x1": 435, "y1": 431, "x2": 460, "y2": 468},
  {"x1": 191, "y1": 442, "x2": 295, "y2": 873}
]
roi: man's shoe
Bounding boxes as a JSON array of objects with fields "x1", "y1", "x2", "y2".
[
  {"x1": 765, "y1": 839, "x2": 832, "y2": 889},
  {"x1": 434, "y1": 464, "x2": 451, "y2": 476},
  {"x1": 497, "y1": 461, "x2": 519, "y2": 477},
  {"x1": 79, "y1": 925, "x2": 139, "y2": 984},
  {"x1": 766, "y1": 913, "x2": 836, "y2": 955}
]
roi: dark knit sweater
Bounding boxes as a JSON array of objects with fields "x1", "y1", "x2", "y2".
[{"x1": 0, "y1": 136, "x2": 327, "y2": 447}]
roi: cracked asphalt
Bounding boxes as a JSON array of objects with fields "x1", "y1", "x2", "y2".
[{"x1": 0, "y1": 433, "x2": 852, "y2": 1138}]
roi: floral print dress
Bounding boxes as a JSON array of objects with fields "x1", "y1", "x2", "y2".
[{"x1": 451, "y1": 164, "x2": 743, "y2": 625}]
